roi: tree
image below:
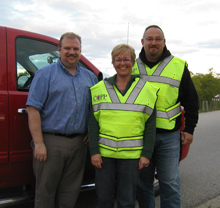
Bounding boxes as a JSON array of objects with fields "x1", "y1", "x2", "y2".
[
  {"x1": 18, "y1": 70, "x2": 30, "y2": 78},
  {"x1": 191, "y1": 68, "x2": 220, "y2": 102}
]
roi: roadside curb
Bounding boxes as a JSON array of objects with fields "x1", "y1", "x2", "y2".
[{"x1": 194, "y1": 196, "x2": 220, "y2": 208}]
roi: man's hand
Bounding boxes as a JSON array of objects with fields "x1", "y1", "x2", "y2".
[
  {"x1": 34, "y1": 142, "x2": 47, "y2": 162},
  {"x1": 27, "y1": 106, "x2": 46, "y2": 162},
  {"x1": 139, "y1": 156, "x2": 150, "y2": 170},
  {"x1": 91, "y1": 154, "x2": 102, "y2": 169},
  {"x1": 181, "y1": 132, "x2": 193, "y2": 145}
]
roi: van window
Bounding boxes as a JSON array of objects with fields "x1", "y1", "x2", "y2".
[{"x1": 16, "y1": 37, "x2": 59, "y2": 91}]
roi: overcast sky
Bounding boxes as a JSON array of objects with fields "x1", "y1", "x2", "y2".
[{"x1": 1, "y1": 0, "x2": 220, "y2": 76}]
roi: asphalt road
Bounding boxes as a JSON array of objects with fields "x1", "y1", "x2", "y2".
[
  {"x1": 5, "y1": 110, "x2": 220, "y2": 208},
  {"x1": 176, "y1": 110, "x2": 220, "y2": 208}
]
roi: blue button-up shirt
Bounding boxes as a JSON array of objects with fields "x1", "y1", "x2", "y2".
[{"x1": 26, "y1": 58, "x2": 98, "y2": 134}]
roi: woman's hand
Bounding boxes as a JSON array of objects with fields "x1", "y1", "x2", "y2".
[
  {"x1": 91, "y1": 154, "x2": 103, "y2": 169},
  {"x1": 138, "y1": 156, "x2": 150, "y2": 169}
]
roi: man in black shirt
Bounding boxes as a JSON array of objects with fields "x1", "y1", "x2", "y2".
[{"x1": 131, "y1": 25, "x2": 199, "y2": 208}]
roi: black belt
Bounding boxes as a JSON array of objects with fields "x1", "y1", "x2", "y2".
[{"x1": 43, "y1": 132, "x2": 82, "y2": 138}]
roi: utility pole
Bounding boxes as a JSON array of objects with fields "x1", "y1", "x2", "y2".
[{"x1": 127, "y1": 22, "x2": 129, "y2": 44}]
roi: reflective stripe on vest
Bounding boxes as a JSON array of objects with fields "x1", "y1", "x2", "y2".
[
  {"x1": 93, "y1": 102, "x2": 154, "y2": 115},
  {"x1": 157, "y1": 105, "x2": 181, "y2": 120},
  {"x1": 99, "y1": 137, "x2": 143, "y2": 148},
  {"x1": 137, "y1": 55, "x2": 174, "y2": 75},
  {"x1": 104, "y1": 79, "x2": 145, "y2": 104},
  {"x1": 136, "y1": 55, "x2": 180, "y2": 87},
  {"x1": 92, "y1": 79, "x2": 153, "y2": 115}
]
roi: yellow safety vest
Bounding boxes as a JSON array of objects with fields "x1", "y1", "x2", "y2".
[
  {"x1": 131, "y1": 55, "x2": 185, "y2": 130},
  {"x1": 90, "y1": 77, "x2": 158, "y2": 159}
]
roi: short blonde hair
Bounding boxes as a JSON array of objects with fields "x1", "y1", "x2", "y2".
[
  {"x1": 111, "y1": 44, "x2": 136, "y2": 64},
  {"x1": 59, "y1": 32, "x2": 81, "y2": 48}
]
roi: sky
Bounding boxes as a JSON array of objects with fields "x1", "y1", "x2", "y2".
[{"x1": 1, "y1": 0, "x2": 220, "y2": 76}]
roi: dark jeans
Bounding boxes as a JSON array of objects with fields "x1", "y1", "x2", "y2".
[
  {"x1": 95, "y1": 157, "x2": 139, "y2": 208},
  {"x1": 137, "y1": 130, "x2": 181, "y2": 208}
]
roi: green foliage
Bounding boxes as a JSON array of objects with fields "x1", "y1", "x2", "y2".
[
  {"x1": 191, "y1": 68, "x2": 220, "y2": 102},
  {"x1": 18, "y1": 71, "x2": 30, "y2": 77}
]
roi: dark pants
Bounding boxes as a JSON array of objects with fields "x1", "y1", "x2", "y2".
[
  {"x1": 137, "y1": 130, "x2": 181, "y2": 208},
  {"x1": 95, "y1": 157, "x2": 139, "y2": 208},
  {"x1": 33, "y1": 133, "x2": 87, "y2": 208}
]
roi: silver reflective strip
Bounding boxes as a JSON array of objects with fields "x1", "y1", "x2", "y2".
[
  {"x1": 137, "y1": 56, "x2": 180, "y2": 87},
  {"x1": 104, "y1": 79, "x2": 146, "y2": 104},
  {"x1": 140, "y1": 75, "x2": 180, "y2": 87},
  {"x1": 93, "y1": 103, "x2": 153, "y2": 115},
  {"x1": 144, "y1": 105, "x2": 154, "y2": 115},
  {"x1": 104, "y1": 80, "x2": 120, "y2": 103},
  {"x1": 157, "y1": 105, "x2": 181, "y2": 119},
  {"x1": 137, "y1": 57, "x2": 147, "y2": 75},
  {"x1": 99, "y1": 137, "x2": 143, "y2": 148},
  {"x1": 126, "y1": 79, "x2": 145, "y2": 103},
  {"x1": 153, "y1": 55, "x2": 174, "y2": 76}
]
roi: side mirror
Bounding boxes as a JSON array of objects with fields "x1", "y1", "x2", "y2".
[{"x1": 47, "y1": 56, "x2": 53, "y2": 64}]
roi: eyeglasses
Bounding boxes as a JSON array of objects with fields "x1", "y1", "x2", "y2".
[
  {"x1": 144, "y1": 37, "x2": 164, "y2": 43},
  {"x1": 114, "y1": 58, "x2": 133, "y2": 63}
]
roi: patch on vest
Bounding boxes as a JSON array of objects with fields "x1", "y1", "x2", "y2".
[{"x1": 93, "y1": 94, "x2": 108, "y2": 101}]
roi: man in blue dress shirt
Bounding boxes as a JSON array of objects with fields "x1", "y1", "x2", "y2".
[{"x1": 26, "y1": 32, "x2": 98, "y2": 208}]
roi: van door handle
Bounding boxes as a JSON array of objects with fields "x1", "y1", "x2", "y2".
[{"x1": 18, "y1": 108, "x2": 27, "y2": 114}]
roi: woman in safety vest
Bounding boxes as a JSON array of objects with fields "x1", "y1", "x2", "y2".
[{"x1": 88, "y1": 44, "x2": 159, "y2": 208}]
